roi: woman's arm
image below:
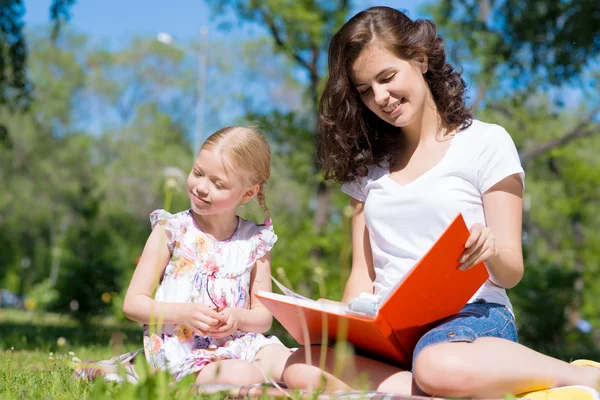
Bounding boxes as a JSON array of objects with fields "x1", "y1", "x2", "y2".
[
  {"x1": 460, "y1": 174, "x2": 524, "y2": 289},
  {"x1": 123, "y1": 224, "x2": 222, "y2": 330},
  {"x1": 341, "y1": 198, "x2": 376, "y2": 303},
  {"x1": 211, "y1": 254, "x2": 274, "y2": 337}
]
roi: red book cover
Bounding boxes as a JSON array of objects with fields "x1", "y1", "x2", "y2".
[{"x1": 257, "y1": 214, "x2": 489, "y2": 368}]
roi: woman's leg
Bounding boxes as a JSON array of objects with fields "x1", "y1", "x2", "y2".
[
  {"x1": 413, "y1": 337, "x2": 600, "y2": 399},
  {"x1": 195, "y1": 359, "x2": 265, "y2": 385},
  {"x1": 251, "y1": 344, "x2": 294, "y2": 382},
  {"x1": 282, "y1": 345, "x2": 414, "y2": 395}
]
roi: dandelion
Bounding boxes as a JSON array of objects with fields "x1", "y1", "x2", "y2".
[
  {"x1": 10, "y1": 347, "x2": 14, "y2": 353},
  {"x1": 71, "y1": 356, "x2": 81, "y2": 363},
  {"x1": 68, "y1": 351, "x2": 75, "y2": 356},
  {"x1": 56, "y1": 337, "x2": 67, "y2": 347},
  {"x1": 24, "y1": 298, "x2": 37, "y2": 310},
  {"x1": 314, "y1": 266, "x2": 326, "y2": 278}
]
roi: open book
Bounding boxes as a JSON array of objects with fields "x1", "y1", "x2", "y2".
[{"x1": 256, "y1": 214, "x2": 490, "y2": 368}]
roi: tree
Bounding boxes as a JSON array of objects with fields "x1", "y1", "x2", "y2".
[
  {"x1": 435, "y1": 0, "x2": 600, "y2": 86},
  {"x1": 0, "y1": 0, "x2": 75, "y2": 110},
  {"x1": 205, "y1": 0, "x2": 352, "y2": 232}
]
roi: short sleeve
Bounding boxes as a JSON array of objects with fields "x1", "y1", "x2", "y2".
[
  {"x1": 248, "y1": 225, "x2": 278, "y2": 266},
  {"x1": 477, "y1": 126, "x2": 525, "y2": 194},
  {"x1": 149, "y1": 209, "x2": 177, "y2": 252},
  {"x1": 342, "y1": 178, "x2": 367, "y2": 202}
]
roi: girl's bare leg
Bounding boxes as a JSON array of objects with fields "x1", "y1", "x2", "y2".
[
  {"x1": 282, "y1": 345, "x2": 414, "y2": 395},
  {"x1": 251, "y1": 344, "x2": 294, "y2": 382},
  {"x1": 195, "y1": 359, "x2": 264, "y2": 385}
]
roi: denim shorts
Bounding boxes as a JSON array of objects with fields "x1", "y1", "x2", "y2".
[{"x1": 411, "y1": 300, "x2": 518, "y2": 369}]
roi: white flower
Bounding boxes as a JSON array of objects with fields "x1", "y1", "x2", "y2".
[
  {"x1": 68, "y1": 351, "x2": 75, "y2": 356},
  {"x1": 71, "y1": 356, "x2": 81, "y2": 363}
]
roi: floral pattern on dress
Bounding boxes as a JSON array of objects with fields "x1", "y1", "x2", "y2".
[{"x1": 143, "y1": 209, "x2": 281, "y2": 381}]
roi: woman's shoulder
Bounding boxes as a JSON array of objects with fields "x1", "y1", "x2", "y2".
[
  {"x1": 352, "y1": 164, "x2": 388, "y2": 184},
  {"x1": 457, "y1": 119, "x2": 513, "y2": 142}
]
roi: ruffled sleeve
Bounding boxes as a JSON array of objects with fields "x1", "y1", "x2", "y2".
[
  {"x1": 149, "y1": 209, "x2": 177, "y2": 252},
  {"x1": 248, "y1": 225, "x2": 278, "y2": 266}
]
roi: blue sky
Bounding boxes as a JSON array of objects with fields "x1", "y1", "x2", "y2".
[
  {"x1": 23, "y1": 0, "x2": 432, "y2": 143},
  {"x1": 24, "y1": 0, "x2": 430, "y2": 46}
]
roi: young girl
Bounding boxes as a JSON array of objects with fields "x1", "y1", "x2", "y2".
[
  {"x1": 282, "y1": 6, "x2": 600, "y2": 399},
  {"x1": 123, "y1": 126, "x2": 291, "y2": 384}
]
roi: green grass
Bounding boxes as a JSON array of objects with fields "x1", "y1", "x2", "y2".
[
  {"x1": 0, "y1": 309, "x2": 526, "y2": 399},
  {"x1": 0, "y1": 310, "x2": 233, "y2": 399}
]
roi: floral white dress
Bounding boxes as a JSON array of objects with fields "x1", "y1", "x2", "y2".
[{"x1": 143, "y1": 209, "x2": 282, "y2": 381}]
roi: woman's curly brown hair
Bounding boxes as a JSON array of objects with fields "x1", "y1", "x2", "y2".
[{"x1": 317, "y1": 6, "x2": 472, "y2": 184}]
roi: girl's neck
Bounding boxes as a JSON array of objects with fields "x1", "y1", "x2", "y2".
[{"x1": 190, "y1": 210, "x2": 239, "y2": 242}]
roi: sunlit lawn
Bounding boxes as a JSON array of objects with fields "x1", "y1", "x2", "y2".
[
  {"x1": 0, "y1": 309, "x2": 229, "y2": 399},
  {"x1": 0, "y1": 309, "x2": 525, "y2": 399}
]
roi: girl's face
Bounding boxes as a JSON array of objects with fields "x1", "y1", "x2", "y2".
[
  {"x1": 187, "y1": 148, "x2": 255, "y2": 216},
  {"x1": 351, "y1": 44, "x2": 430, "y2": 128}
]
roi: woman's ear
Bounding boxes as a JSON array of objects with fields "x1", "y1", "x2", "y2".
[
  {"x1": 241, "y1": 184, "x2": 259, "y2": 205},
  {"x1": 420, "y1": 55, "x2": 429, "y2": 74}
]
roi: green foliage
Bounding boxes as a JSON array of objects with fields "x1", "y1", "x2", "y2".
[
  {"x1": 433, "y1": 0, "x2": 600, "y2": 86},
  {"x1": 26, "y1": 279, "x2": 59, "y2": 312},
  {"x1": 0, "y1": 0, "x2": 76, "y2": 110}
]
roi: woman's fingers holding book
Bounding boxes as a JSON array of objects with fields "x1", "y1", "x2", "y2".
[{"x1": 459, "y1": 224, "x2": 497, "y2": 270}]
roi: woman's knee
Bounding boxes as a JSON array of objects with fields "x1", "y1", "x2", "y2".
[{"x1": 413, "y1": 344, "x2": 477, "y2": 397}]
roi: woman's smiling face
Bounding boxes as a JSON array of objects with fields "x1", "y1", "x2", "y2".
[{"x1": 351, "y1": 44, "x2": 430, "y2": 128}]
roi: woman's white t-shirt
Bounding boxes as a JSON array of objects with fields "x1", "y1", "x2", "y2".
[{"x1": 341, "y1": 120, "x2": 524, "y2": 312}]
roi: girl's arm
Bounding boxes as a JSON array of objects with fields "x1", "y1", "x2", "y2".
[
  {"x1": 460, "y1": 174, "x2": 524, "y2": 288},
  {"x1": 341, "y1": 197, "x2": 376, "y2": 303},
  {"x1": 211, "y1": 253, "x2": 274, "y2": 336},
  {"x1": 123, "y1": 224, "x2": 222, "y2": 331}
]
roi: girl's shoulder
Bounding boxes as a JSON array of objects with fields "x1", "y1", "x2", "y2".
[
  {"x1": 149, "y1": 209, "x2": 191, "y2": 229},
  {"x1": 236, "y1": 218, "x2": 277, "y2": 243}
]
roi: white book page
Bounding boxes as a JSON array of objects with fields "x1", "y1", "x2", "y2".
[
  {"x1": 270, "y1": 276, "x2": 313, "y2": 301},
  {"x1": 257, "y1": 291, "x2": 349, "y2": 315}
]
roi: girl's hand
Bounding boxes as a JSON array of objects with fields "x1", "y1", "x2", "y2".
[
  {"x1": 178, "y1": 303, "x2": 225, "y2": 334},
  {"x1": 458, "y1": 223, "x2": 498, "y2": 271},
  {"x1": 209, "y1": 308, "x2": 239, "y2": 338}
]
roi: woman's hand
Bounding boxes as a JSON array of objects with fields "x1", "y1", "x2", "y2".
[
  {"x1": 458, "y1": 223, "x2": 498, "y2": 271},
  {"x1": 178, "y1": 303, "x2": 225, "y2": 335},
  {"x1": 208, "y1": 308, "x2": 240, "y2": 338}
]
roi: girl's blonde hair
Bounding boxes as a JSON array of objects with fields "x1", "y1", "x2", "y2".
[{"x1": 201, "y1": 126, "x2": 272, "y2": 224}]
